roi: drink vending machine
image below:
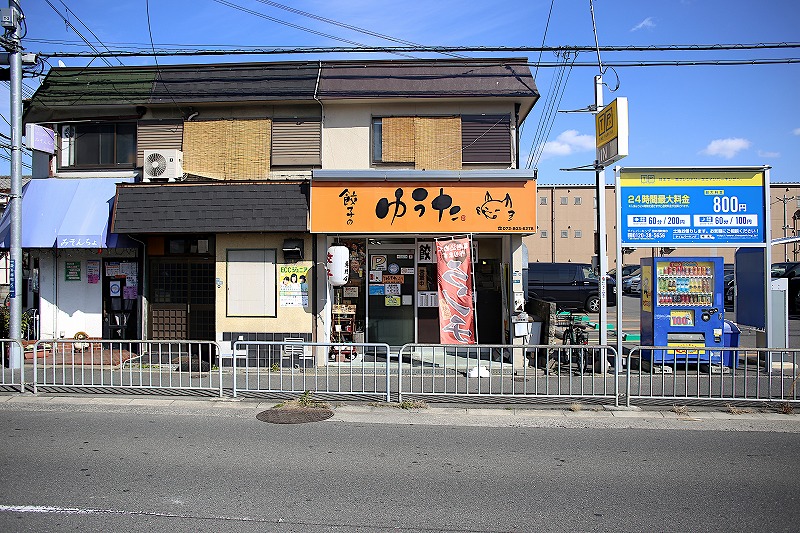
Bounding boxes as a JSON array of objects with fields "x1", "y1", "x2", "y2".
[{"x1": 640, "y1": 256, "x2": 732, "y2": 367}]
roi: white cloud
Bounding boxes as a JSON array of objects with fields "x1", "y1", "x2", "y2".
[
  {"x1": 700, "y1": 138, "x2": 751, "y2": 159},
  {"x1": 757, "y1": 150, "x2": 780, "y2": 158},
  {"x1": 793, "y1": 128, "x2": 800, "y2": 136},
  {"x1": 539, "y1": 130, "x2": 595, "y2": 160},
  {"x1": 631, "y1": 17, "x2": 655, "y2": 32}
]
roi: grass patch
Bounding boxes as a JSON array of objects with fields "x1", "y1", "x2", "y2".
[
  {"x1": 396, "y1": 399, "x2": 428, "y2": 410},
  {"x1": 723, "y1": 403, "x2": 753, "y2": 415},
  {"x1": 568, "y1": 402, "x2": 582, "y2": 412},
  {"x1": 274, "y1": 391, "x2": 330, "y2": 410},
  {"x1": 776, "y1": 402, "x2": 795, "y2": 415},
  {"x1": 671, "y1": 404, "x2": 689, "y2": 416}
]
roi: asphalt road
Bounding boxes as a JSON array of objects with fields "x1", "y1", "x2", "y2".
[{"x1": 1, "y1": 399, "x2": 798, "y2": 532}]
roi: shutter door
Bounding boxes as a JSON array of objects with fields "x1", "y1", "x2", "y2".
[
  {"x1": 461, "y1": 115, "x2": 511, "y2": 164},
  {"x1": 137, "y1": 120, "x2": 183, "y2": 167},
  {"x1": 272, "y1": 119, "x2": 321, "y2": 166}
]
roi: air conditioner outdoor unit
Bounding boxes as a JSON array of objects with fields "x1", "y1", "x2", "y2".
[{"x1": 142, "y1": 149, "x2": 183, "y2": 182}]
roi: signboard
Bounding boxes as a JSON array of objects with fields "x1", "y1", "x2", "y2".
[
  {"x1": 619, "y1": 169, "x2": 766, "y2": 246},
  {"x1": 311, "y1": 180, "x2": 536, "y2": 234},
  {"x1": 65, "y1": 261, "x2": 81, "y2": 281},
  {"x1": 25, "y1": 124, "x2": 56, "y2": 154},
  {"x1": 596, "y1": 97, "x2": 628, "y2": 166}
]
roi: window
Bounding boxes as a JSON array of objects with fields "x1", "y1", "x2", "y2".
[
  {"x1": 461, "y1": 115, "x2": 511, "y2": 165},
  {"x1": 372, "y1": 114, "x2": 511, "y2": 168},
  {"x1": 560, "y1": 197, "x2": 568, "y2": 205},
  {"x1": 540, "y1": 230, "x2": 548, "y2": 238},
  {"x1": 227, "y1": 249, "x2": 277, "y2": 317},
  {"x1": 574, "y1": 230, "x2": 583, "y2": 238},
  {"x1": 560, "y1": 230, "x2": 569, "y2": 238},
  {"x1": 271, "y1": 117, "x2": 321, "y2": 166},
  {"x1": 574, "y1": 197, "x2": 582, "y2": 205},
  {"x1": 60, "y1": 122, "x2": 136, "y2": 168},
  {"x1": 539, "y1": 197, "x2": 548, "y2": 205}
]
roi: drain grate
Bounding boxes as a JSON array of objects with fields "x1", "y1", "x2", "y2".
[{"x1": 256, "y1": 408, "x2": 334, "y2": 424}]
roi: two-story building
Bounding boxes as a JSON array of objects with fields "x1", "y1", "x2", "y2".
[{"x1": 9, "y1": 58, "x2": 540, "y2": 361}]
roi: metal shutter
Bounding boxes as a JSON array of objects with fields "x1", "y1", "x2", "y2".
[
  {"x1": 137, "y1": 120, "x2": 183, "y2": 167},
  {"x1": 461, "y1": 115, "x2": 511, "y2": 164},
  {"x1": 271, "y1": 119, "x2": 321, "y2": 166}
]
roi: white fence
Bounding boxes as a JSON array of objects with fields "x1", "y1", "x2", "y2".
[{"x1": 1, "y1": 339, "x2": 798, "y2": 407}]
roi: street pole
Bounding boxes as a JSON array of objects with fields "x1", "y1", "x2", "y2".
[
  {"x1": 594, "y1": 75, "x2": 609, "y2": 355},
  {"x1": 7, "y1": 0, "x2": 22, "y2": 368}
]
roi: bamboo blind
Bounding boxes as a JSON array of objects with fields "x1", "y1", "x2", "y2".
[
  {"x1": 381, "y1": 116, "x2": 415, "y2": 163},
  {"x1": 414, "y1": 116, "x2": 462, "y2": 170},
  {"x1": 183, "y1": 118, "x2": 271, "y2": 180}
]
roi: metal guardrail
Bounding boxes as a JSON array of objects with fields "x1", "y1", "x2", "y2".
[
  {"x1": 397, "y1": 343, "x2": 620, "y2": 405},
  {"x1": 229, "y1": 341, "x2": 392, "y2": 402},
  {"x1": 31, "y1": 339, "x2": 224, "y2": 397},
  {"x1": 0, "y1": 339, "x2": 25, "y2": 393},
  {"x1": 626, "y1": 346, "x2": 799, "y2": 406},
  {"x1": 3, "y1": 339, "x2": 798, "y2": 408}
]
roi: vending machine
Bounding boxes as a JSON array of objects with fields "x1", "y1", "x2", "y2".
[{"x1": 640, "y1": 256, "x2": 729, "y2": 366}]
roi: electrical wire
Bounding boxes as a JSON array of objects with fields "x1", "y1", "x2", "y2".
[
  {"x1": 145, "y1": 0, "x2": 185, "y2": 116},
  {"x1": 56, "y1": 0, "x2": 124, "y2": 66},
  {"x1": 44, "y1": 0, "x2": 115, "y2": 68}
]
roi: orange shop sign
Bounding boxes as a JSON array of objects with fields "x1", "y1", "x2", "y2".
[{"x1": 310, "y1": 180, "x2": 537, "y2": 234}]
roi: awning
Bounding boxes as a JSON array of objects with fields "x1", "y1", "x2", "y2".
[{"x1": 0, "y1": 177, "x2": 135, "y2": 249}]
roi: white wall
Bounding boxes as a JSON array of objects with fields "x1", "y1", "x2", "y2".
[{"x1": 34, "y1": 249, "x2": 137, "y2": 339}]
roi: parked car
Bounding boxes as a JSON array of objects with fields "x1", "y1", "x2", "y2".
[
  {"x1": 621, "y1": 268, "x2": 641, "y2": 293},
  {"x1": 724, "y1": 274, "x2": 735, "y2": 308},
  {"x1": 526, "y1": 262, "x2": 616, "y2": 313},
  {"x1": 628, "y1": 273, "x2": 641, "y2": 294}
]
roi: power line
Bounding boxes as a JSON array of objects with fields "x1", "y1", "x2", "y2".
[
  {"x1": 34, "y1": 42, "x2": 800, "y2": 58},
  {"x1": 43, "y1": 0, "x2": 115, "y2": 68},
  {"x1": 55, "y1": 0, "x2": 124, "y2": 66}
]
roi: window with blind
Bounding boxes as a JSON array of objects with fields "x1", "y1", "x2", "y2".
[
  {"x1": 271, "y1": 118, "x2": 321, "y2": 166},
  {"x1": 373, "y1": 114, "x2": 512, "y2": 168},
  {"x1": 227, "y1": 249, "x2": 277, "y2": 317},
  {"x1": 461, "y1": 115, "x2": 512, "y2": 165}
]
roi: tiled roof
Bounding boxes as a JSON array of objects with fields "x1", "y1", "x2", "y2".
[
  {"x1": 25, "y1": 58, "x2": 538, "y2": 121},
  {"x1": 111, "y1": 181, "x2": 309, "y2": 233}
]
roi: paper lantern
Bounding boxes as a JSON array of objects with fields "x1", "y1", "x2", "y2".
[{"x1": 326, "y1": 245, "x2": 350, "y2": 286}]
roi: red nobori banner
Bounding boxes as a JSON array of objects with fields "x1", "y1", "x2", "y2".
[{"x1": 436, "y1": 238, "x2": 475, "y2": 344}]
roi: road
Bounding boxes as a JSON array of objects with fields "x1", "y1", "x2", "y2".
[{"x1": 0, "y1": 399, "x2": 798, "y2": 532}]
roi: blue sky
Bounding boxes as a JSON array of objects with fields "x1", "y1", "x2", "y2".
[{"x1": 6, "y1": 0, "x2": 800, "y2": 183}]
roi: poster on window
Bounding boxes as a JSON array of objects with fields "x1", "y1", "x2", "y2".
[
  {"x1": 436, "y1": 238, "x2": 475, "y2": 344},
  {"x1": 279, "y1": 265, "x2": 310, "y2": 307},
  {"x1": 86, "y1": 260, "x2": 100, "y2": 284}
]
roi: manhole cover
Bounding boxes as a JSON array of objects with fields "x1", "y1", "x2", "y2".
[{"x1": 256, "y1": 407, "x2": 334, "y2": 424}]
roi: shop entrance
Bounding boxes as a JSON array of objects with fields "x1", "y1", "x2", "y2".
[
  {"x1": 148, "y1": 258, "x2": 215, "y2": 340},
  {"x1": 366, "y1": 245, "x2": 415, "y2": 346}
]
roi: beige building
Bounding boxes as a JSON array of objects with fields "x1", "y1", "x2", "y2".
[{"x1": 525, "y1": 183, "x2": 800, "y2": 268}]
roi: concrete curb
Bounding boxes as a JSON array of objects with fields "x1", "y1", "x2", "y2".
[{"x1": 0, "y1": 393, "x2": 797, "y2": 432}]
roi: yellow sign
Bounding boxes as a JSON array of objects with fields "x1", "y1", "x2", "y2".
[
  {"x1": 595, "y1": 97, "x2": 629, "y2": 166},
  {"x1": 669, "y1": 309, "x2": 695, "y2": 327},
  {"x1": 310, "y1": 180, "x2": 537, "y2": 234},
  {"x1": 641, "y1": 265, "x2": 652, "y2": 312}
]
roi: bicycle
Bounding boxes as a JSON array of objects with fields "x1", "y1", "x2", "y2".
[{"x1": 551, "y1": 309, "x2": 590, "y2": 374}]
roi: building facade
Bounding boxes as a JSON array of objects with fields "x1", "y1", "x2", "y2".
[{"x1": 8, "y1": 58, "x2": 540, "y2": 362}]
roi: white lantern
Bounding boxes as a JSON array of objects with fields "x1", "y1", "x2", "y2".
[{"x1": 326, "y1": 245, "x2": 350, "y2": 286}]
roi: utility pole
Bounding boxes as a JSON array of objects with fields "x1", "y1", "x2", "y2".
[{"x1": 3, "y1": 0, "x2": 22, "y2": 368}]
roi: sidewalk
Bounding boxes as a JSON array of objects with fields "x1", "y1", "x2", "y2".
[{"x1": 0, "y1": 393, "x2": 797, "y2": 432}]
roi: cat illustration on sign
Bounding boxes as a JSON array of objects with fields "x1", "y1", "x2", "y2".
[{"x1": 476, "y1": 192, "x2": 515, "y2": 221}]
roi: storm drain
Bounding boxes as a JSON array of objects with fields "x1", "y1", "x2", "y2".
[{"x1": 256, "y1": 408, "x2": 334, "y2": 424}]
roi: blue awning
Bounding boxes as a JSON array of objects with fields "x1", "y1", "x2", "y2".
[{"x1": 0, "y1": 177, "x2": 135, "y2": 249}]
